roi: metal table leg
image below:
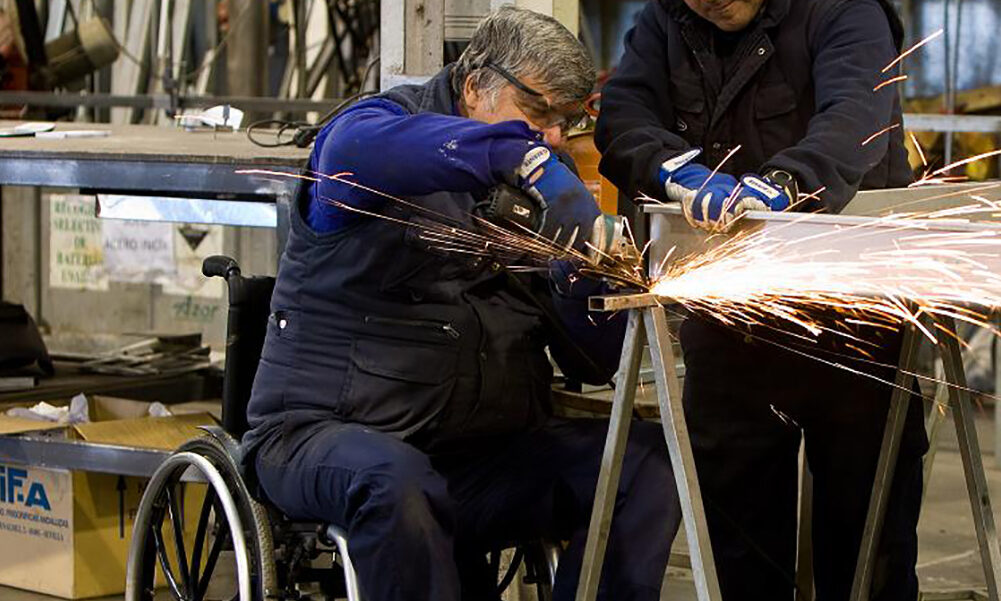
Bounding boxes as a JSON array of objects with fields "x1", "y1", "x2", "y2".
[
  {"x1": 576, "y1": 304, "x2": 721, "y2": 601},
  {"x1": 576, "y1": 310, "x2": 646, "y2": 601},
  {"x1": 644, "y1": 306, "x2": 721, "y2": 601},
  {"x1": 851, "y1": 321, "x2": 923, "y2": 600},
  {"x1": 939, "y1": 317, "x2": 1001, "y2": 600},
  {"x1": 925, "y1": 357, "x2": 951, "y2": 492},
  {"x1": 797, "y1": 449, "x2": 815, "y2": 601}
]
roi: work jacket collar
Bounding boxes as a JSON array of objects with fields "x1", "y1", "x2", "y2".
[{"x1": 416, "y1": 64, "x2": 459, "y2": 115}]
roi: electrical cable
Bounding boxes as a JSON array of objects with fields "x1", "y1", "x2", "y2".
[{"x1": 245, "y1": 57, "x2": 380, "y2": 149}]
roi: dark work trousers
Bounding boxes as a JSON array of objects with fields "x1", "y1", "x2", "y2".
[
  {"x1": 254, "y1": 417, "x2": 681, "y2": 601},
  {"x1": 680, "y1": 319, "x2": 928, "y2": 601}
]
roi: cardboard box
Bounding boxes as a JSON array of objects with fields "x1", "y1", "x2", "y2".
[{"x1": 0, "y1": 396, "x2": 215, "y2": 598}]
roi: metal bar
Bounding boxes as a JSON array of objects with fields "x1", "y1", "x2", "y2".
[
  {"x1": 903, "y1": 114, "x2": 1001, "y2": 133},
  {"x1": 0, "y1": 157, "x2": 296, "y2": 197},
  {"x1": 939, "y1": 316, "x2": 1001, "y2": 600},
  {"x1": 45, "y1": 0, "x2": 68, "y2": 42},
  {"x1": 111, "y1": 0, "x2": 156, "y2": 124},
  {"x1": 643, "y1": 182, "x2": 1001, "y2": 220},
  {"x1": 588, "y1": 293, "x2": 663, "y2": 312},
  {"x1": 645, "y1": 306, "x2": 721, "y2": 601},
  {"x1": 924, "y1": 358, "x2": 951, "y2": 492},
  {"x1": 0, "y1": 435, "x2": 202, "y2": 482},
  {"x1": 943, "y1": 0, "x2": 954, "y2": 165},
  {"x1": 850, "y1": 320, "x2": 923, "y2": 600},
  {"x1": 0, "y1": 91, "x2": 346, "y2": 112},
  {"x1": 575, "y1": 310, "x2": 645, "y2": 601},
  {"x1": 996, "y1": 332, "x2": 1001, "y2": 470},
  {"x1": 796, "y1": 446, "x2": 815, "y2": 601}
]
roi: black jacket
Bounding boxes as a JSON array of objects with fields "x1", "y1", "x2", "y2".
[{"x1": 595, "y1": 0, "x2": 912, "y2": 212}]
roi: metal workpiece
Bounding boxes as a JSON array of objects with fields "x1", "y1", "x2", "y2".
[{"x1": 587, "y1": 293, "x2": 666, "y2": 312}]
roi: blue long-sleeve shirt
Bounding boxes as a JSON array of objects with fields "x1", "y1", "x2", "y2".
[
  {"x1": 307, "y1": 98, "x2": 542, "y2": 232},
  {"x1": 305, "y1": 95, "x2": 626, "y2": 384}
]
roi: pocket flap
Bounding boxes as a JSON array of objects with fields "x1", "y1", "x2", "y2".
[
  {"x1": 351, "y1": 338, "x2": 456, "y2": 385},
  {"x1": 755, "y1": 84, "x2": 798, "y2": 119}
]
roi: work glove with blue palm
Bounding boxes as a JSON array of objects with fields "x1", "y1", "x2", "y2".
[
  {"x1": 511, "y1": 145, "x2": 601, "y2": 251},
  {"x1": 659, "y1": 149, "x2": 794, "y2": 230}
]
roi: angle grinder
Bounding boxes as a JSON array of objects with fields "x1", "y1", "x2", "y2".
[{"x1": 478, "y1": 184, "x2": 640, "y2": 268}]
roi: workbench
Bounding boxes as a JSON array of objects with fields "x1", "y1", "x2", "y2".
[
  {"x1": 0, "y1": 122, "x2": 309, "y2": 484},
  {"x1": 0, "y1": 120, "x2": 309, "y2": 197}
]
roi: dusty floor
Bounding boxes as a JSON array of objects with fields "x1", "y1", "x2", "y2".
[{"x1": 3, "y1": 407, "x2": 1000, "y2": 601}]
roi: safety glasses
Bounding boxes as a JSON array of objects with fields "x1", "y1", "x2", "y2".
[{"x1": 484, "y1": 61, "x2": 588, "y2": 135}]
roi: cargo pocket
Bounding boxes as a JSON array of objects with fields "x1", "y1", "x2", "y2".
[
  {"x1": 754, "y1": 83, "x2": 800, "y2": 157},
  {"x1": 669, "y1": 79, "x2": 707, "y2": 145},
  {"x1": 337, "y1": 337, "x2": 458, "y2": 437}
]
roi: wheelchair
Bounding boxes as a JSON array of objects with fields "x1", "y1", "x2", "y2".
[{"x1": 125, "y1": 256, "x2": 559, "y2": 601}]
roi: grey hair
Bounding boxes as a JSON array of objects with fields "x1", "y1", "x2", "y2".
[{"x1": 451, "y1": 5, "x2": 595, "y2": 108}]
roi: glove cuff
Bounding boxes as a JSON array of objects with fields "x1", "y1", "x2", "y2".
[
  {"x1": 762, "y1": 169, "x2": 799, "y2": 206},
  {"x1": 658, "y1": 147, "x2": 703, "y2": 186},
  {"x1": 516, "y1": 146, "x2": 553, "y2": 184}
]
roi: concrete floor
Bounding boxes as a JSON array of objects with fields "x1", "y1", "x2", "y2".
[{"x1": 3, "y1": 407, "x2": 1000, "y2": 601}]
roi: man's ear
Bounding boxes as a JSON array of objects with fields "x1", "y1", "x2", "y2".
[{"x1": 463, "y1": 74, "x2": 481, "y2": 115}]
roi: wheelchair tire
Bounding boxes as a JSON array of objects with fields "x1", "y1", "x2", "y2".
[{"x1": 125, "y1": 434, "x2": 277, "y2": 601}]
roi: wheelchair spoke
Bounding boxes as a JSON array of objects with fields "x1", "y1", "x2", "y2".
[
  {"x1": 189, "y1": 486, "x2": 217, "y2": 598},
  {"x1": 497, "y1": 548, "x2": 524, "y2": 595},
  {"x1": 167, "y1": 484, "x2": 193, "y2": 598},
  {"x1": 153, "y1": 518, "x2": 188, "y2": 601},
  {"x1": 196, "y1": 509, "x2": 231, "y2": 601}
]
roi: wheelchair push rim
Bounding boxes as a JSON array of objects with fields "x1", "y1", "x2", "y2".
[{"x1": 125, "y1": 438, "x2": 274, "y2": 601}]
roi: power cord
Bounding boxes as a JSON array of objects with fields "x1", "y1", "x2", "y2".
[{"x1": 246, "y1": 57, "x2": 380, "y2": 149}]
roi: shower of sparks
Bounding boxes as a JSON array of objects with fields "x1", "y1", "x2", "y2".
[
  {"x1": 649, "y1": 203, "x2": 1001, "y2": 349},
  {"x1": 861, "y1": 123, "x2": 901, "y2": 147},
  {"x1": 910, "y1": 149, "x2": 1001, "y2": 188},
  {"x1": 873, "y1": 74, "x2": 908, "y2": 93},
  {"x1": 909, "y1": 132, "x2": 929, "y2": 169},
  {"x1": 235, "y1": 168, "x2": 649, "y2": 289},
  {"x1": 882, "y1": 28, "x2": 944, "y2": 73}
]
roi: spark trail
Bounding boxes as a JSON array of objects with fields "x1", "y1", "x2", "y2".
[{"x1": 649, "y1": 203, "x2": 1001, "y2": 346}]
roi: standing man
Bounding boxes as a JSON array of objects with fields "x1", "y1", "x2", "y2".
[
  {"x1": 244, "y1": 7, "x2": 680, "y2": 601},
  {"x1": 596, "y1": 0, "x2": 927, "y2": 599}
]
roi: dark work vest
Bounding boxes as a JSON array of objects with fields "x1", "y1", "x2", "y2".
[{"x1": 244, "y1": 68, "x2": 552, "y2": 455}]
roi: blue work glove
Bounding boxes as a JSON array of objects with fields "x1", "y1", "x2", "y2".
[
  {"x1": 658, "y1": 148, "x2": 739, "y2": 229},
  {"x1": 731, "y1": 171, "x2": 796, "y2": 215},
  {"x1": 515, "y1": 146, "x2": 601, "y2": 250}
]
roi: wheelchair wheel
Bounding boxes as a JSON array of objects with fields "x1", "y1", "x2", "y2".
[{"x1": 125, "y1": 435, "x2": 277, "y2": 601}]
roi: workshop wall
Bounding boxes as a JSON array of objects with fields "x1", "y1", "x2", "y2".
[{"x1": 1, "y1": 185, "x2": 277, "y2": 352}]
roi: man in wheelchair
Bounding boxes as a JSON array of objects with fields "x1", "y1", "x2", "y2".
[{"x1": 243, "y1": 7, "x2": 680, "y2": 600}]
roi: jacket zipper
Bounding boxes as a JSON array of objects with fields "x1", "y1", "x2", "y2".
[{"x1": 364, "y1": 316, "x2": 461, "y2": 339}]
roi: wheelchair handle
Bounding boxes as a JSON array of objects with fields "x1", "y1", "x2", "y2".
[{"x1": 202, "y1": 255, "x2": 241, "y2": 280}]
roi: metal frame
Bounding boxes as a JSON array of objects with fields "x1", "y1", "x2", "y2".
[
  {"x1": 576, "y1": 297, "x2": 721, "y2": 601},
  {"x1": 326, "y1": 525, "x2": 362, "y2": 601},
  {"x1": 851, "y1": 315, "x2": 1001, "y2": 600},
  {"x1": 125, "y1": 450, "x2": 252, "y2": 601},
  {"x1": 0, "y1": 434, "x2": 204, "y2": 479}
]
